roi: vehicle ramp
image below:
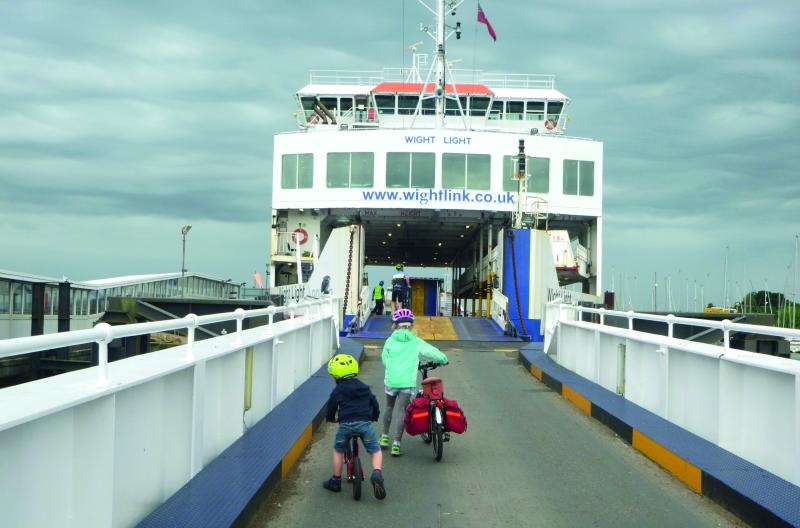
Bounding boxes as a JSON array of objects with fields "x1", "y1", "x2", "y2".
[{"x1": 354, "y1": 315, "x2": 520, "y2": 342}]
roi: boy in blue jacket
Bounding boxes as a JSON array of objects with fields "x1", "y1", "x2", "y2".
[{"x1": 323, "y1": 353, "x2": 386, "y2": 500}]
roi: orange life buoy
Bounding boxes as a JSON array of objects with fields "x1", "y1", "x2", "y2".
[
  {"x1": 544, "y1": 118, "x2": 557, "y2": 130},
  {"x1": 292, "y1": 227, "x2": 308, "y2": 245},
  {"x1": 306, "y1": 113, "x2": 321, "y2": 124}
]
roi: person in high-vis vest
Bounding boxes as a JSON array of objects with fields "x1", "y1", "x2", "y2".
[{"x1": 371, "y1": 281, "x2": 385, "y2": 315}]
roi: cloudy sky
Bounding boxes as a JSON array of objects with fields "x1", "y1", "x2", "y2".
[{"x1": 1, "y1": 0, "x2": 798, "y2": 310}]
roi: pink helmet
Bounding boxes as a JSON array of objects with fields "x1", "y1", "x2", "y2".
[{"x1": 392, "y1": 308, "x2": 415, "y2": 325}]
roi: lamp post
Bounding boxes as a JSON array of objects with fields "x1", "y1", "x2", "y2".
[{"x1": 181, "y1": 225, "x2": 192, "y2": 296}]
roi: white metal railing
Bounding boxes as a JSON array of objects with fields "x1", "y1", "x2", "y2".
[
  {"x1": 0, "y1": 298, "x2": 339, "y2": 527},
  {"x1": 490, "y1": 288, "x2": 509, "y2": 330},
  {"x1": 307, "y1": 68, "x2": 556, "y2": 90},
  {"x1": 309, "y1": 69, "x2": 385, "y2": 85},
  {"x1": 545, "y1": 301, "x2": 800, "y2": 487},
  {"x1": 477, "y1": 73, "x2": 555, "y2": 89}
]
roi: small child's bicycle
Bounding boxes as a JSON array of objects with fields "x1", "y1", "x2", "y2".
[{"x1": 343, "y1": 433, "x2": 365, "y2": 500}]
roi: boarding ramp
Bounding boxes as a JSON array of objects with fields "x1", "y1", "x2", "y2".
[
  {"x1": 354, "y1": 314, "x2": 520, "y2": 342},
  {"x1": 1, "y1": 299, "x2": 798, "y2": 526}
]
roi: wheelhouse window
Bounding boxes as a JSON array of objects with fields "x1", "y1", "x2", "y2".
[
  {"x1": 563, "y1": 160, "x2": 594, "y2": 196},
  {"x1": 319, "y1": 97, "x2": 337, "y2": 114},
  {"x1": 506, "y1": 101, "x2": 524, "y2": 120},
  {"x1": 397, "y1": 95, "x2": 419, "y2": 115},
  {"x1": 469, "y1": 96, "x2": 491, "y2": 116},
  {"x1": 525, "y1": 101, "x2": 544, "y2": 121},
  {"x1": 0, "y1": 280, "x2": 9, "y2": 315},
  {"x1": 503, "y1": 156, "x2": 550, "y2": 193},
  {"x1": 327, "y1": 152, "x2": 374, "y2": 188},
  {"x1": 375, "y1": 94, "x2": 396, "y2": 115},
  {"x1": 547, "y1": 101, "x2": 564, "y2": 121},
  {"x1": 281, "y1": 154, "x2": 314, "y2": 189},
  {"x1": 445, "y1": 96, "x2": 468, "y2": 116},
  {"x1": 442, "y1": 153, "x2": 491, "y2": 190},
  {"x1": 386, "y1": 152, "x2": 435, "y2": 188},
  {"x1": 489, "y1": 100, "x2": 504, "y2": 120}
]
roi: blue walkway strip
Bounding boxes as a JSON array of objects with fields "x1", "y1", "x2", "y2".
[
  {"x1": 138, "y1": 339, "x2": 364, "y2": 528},
  {"x1": 519, "y1": 345, "x2": 800, "y2": 528}
]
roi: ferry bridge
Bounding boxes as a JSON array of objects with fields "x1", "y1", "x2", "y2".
[{"x1": 0, "y1": 299, "x2": 798, "y2": 527}]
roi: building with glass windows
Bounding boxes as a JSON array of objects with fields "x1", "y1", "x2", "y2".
[{"x1": 0, "y1": 269, "x2": 242, "y2": 341}]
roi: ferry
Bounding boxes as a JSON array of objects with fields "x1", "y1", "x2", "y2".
[{"x1": 270, "y1": 0, "x2": 604, "y2": 340}]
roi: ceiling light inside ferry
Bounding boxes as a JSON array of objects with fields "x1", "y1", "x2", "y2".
[
  {"x1": 382, "y1": 241, "x2": 387, "y2": 245},
  {"x1": 437, "y1": 242, "x2": 442, "y2": 247},
  {"x1": 465, "y1": 225, "x2": 470, "y2": 229},
  {"x1": 387, "y1": 233, "x2": 392, "y2": 237},
  {"x1": 396, "y1": 223, "x2": 401, "y2": 228}
]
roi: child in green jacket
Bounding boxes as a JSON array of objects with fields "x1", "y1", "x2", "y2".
[{"x1": 380, "y1": 308, "x2": 448, "y2": 456}]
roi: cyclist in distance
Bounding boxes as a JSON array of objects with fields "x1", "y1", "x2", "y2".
[
  {"x1": 323, "y1": 354, "x2": 386, "y2": 499},
  {"x1": 379, "y1": 308, "x2": 448, "y2": 456},
  {"x1": 390, "y1": 263, "x2": 411, "y2": 312}
]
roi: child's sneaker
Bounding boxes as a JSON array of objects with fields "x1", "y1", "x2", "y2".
[
  {"x1": 370, "y1": 470, "x2": 386, "y2": 500},
  {"x1": 322, "y1": 477, "x2": 341, "y2": 492},
  {"x1": 379, "y1": 434, "x2": 390, "y2": 448},
  {"x1": 443, "y1": 432, "x2": 451, "y2": 442},
  {"x1": 390, "y1": 442, "x2": 401, "y2": 457}
]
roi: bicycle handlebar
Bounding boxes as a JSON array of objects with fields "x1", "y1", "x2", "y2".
[{"x1": 418, "y1": 361, "x2": 443, "y2": 371}]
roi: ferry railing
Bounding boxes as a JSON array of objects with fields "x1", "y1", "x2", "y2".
[
  {"x1": 306, "y1": 69, "x2": 556, "y2": 89},
  {"x1": 309, "y1": 69, "x2": 384, "y2": 85},
  {"x1": 546, "y1": 301, "x2": 800, "y2": 487},
  {"x1": 0, "y1": 298, "x2": 340, "y2": 526},
  {"x1": 479, "y1": 73, "x2": 555, "y2": 89}
]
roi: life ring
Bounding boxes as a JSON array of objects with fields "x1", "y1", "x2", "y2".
[
  {"x1": 291, "y1": 227, "x2": 308, "y2": 245},
  {"x1": 544, "y1": 118, "x2": 557, "y2": 130},
  {"x1": 306, "y1": 113, "x2": 321, "y2": 124}
]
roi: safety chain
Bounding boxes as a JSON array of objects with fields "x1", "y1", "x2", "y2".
[
  {"x1": 508, "y1": 230, "x2": 529, "y2": 338},
  {"x1": 341, "y1": 226, "x2": 356, "y2": 324}
]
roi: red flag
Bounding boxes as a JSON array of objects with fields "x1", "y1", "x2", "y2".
[
  {"x1": 477, "y1": 3, "x2": 497, "y2": 42},
  {"x1": 253, "y1": 271, "x2": 263, "y2": 288}
]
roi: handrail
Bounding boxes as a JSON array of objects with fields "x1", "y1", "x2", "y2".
[
  {"x1": 559, "y1": 304, "x2": 800, "y2": 344},
  {"x1": 0, "y1": 298, "x2": 337, "y2": 386}
]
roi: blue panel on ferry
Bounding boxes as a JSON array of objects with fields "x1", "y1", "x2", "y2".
[
  {"x1": 503, "y1": 229, "x2": 531, "y2": 331},
  {"x1": 424, "y1": 281, "x2": 438, "y2": 315},
  {"x1": 451, "y1": 317, "x2": 521, "y2": 342}
]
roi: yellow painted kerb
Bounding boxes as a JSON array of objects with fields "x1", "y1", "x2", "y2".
[
  {"x1": 530, "y1": 365, "x2": 542, "y2": 380},
  {"x1": 282, "y1": 424, "x2": 313, "y2": 478},
  {"x1": 632, "y1": 430, "x2": 702, "y2": 494},
  {"x1": 562, "y1": 385, "x2": 591, "y2": 415}
]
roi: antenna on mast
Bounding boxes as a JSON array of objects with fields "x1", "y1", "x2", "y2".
[{"x1": 413, "y1": 0, "x2": 465, "y2": 128}]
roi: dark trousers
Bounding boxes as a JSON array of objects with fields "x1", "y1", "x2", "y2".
[{"x1": 372, "y1": 299, "x2": 384, "y2": 315}]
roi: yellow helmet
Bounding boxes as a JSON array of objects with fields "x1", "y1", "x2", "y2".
[{"x1": 327, "y1": 353, "x2": 358, "y2": 379}]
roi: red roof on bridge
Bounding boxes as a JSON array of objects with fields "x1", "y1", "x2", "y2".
[{"x1": 372, "y1": 82, "x2": 493, "y2": 95}]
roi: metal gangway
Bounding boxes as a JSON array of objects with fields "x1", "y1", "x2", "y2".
[{"x1": 0, "y1": 299, "x2": 798, "y2": 527}]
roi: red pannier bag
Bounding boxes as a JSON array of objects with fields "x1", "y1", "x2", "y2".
[
  {"x1": 443, "y1": 397, "x2": 467, "y2": 434},
  {"x1": 404, "y1": 397, "x2": 430, "y2": 436}
]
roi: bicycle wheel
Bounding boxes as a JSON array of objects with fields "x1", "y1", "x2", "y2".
[
  {"x1": 431, "y1": 407, "x2": 444, "y2": 462},
  {"x1": 352, "y1": 456, "x2": 362, "y2": 500}
]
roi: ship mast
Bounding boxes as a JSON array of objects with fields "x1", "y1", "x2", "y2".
[
  {"x1": 435, "y1": 0, "x2": 446, "y2": 127},
  {"x1": 416, "y1": 0, "x2": 464, "y2": 128}
]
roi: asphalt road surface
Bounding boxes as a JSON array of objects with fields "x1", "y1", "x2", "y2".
[{"x1": 250, "y1": 340, "x2": 744, "y2": 528}]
